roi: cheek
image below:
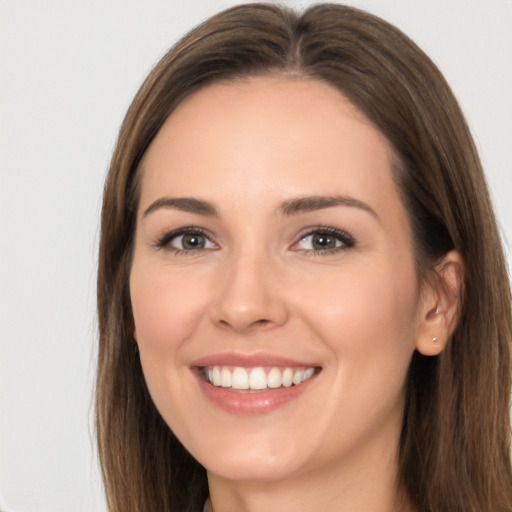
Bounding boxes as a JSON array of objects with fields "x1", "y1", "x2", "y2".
[
  {"x1": 289, "y1": 258, "x2": 420, "y2": 445},
  {"x1": 130, "y1": 264, "x2": 210, "y2": 354},
  {"x1": 129, "y1": 262, "x2": 214, "y2": 427},
  {"x1": 301, "y1": 254, "x2": 418, "y2": 325},
  {"x1": 296, "y1": 257, "x2": 419, "y2": 387}
]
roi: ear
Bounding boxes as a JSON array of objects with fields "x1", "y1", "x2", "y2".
[{"x1": 415, "y1": 250, "x2": 464, "y2": 356}]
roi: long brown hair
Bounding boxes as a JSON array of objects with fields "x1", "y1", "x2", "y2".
[{"x1": 96, "y1": 4, "x2": 512, "y2": 511}]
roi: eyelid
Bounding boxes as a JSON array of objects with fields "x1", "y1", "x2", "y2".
[
  {"x1": 152, "y1": 224, "x2": 356, "y2": 255},
  {"x1": 154, "y1": 226, "x2": 218, "y2": 253},
  {"x1": 290, "y1": 226, "x2": 356, "y2": 254}
]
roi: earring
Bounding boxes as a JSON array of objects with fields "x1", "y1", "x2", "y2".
[{"x1": 432, "y1": 336, "x2": 438, "y2": 342}]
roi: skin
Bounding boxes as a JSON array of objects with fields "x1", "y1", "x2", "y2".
[{"x1": 130, "y1": 76, "x2": 460, "y2": 512}]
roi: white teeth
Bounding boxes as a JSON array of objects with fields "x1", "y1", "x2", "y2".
[
  {"x1": 231, "y1": 367, "x2": 249, "y2": 389},
  {"x1": 282, "y1": 368, "x2": 293, "y2": 387},
  {"x1": 249, "y1": 367, "x2": 267, "y2": 390},
  {"x1": 302, "y1": 367, "x2": 315, "y2": 382},
  {"x1": 212, "y1": 366, "x2": 221, "y2": 386},
  {"x1": 267, "y1": 367, "x2": 282, "y2": 388},
  {"x1": 221, "y1": 368, "x2": 232, "y2": 388},
  {"x1": 205, "y1": 365, "x2": 317, "y2": 390}
]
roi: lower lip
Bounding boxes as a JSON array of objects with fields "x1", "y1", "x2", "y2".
[{"x1": 194, "y1": 370, "x2": 318, "y2": 416}]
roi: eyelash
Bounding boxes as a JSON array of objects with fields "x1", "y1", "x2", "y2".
[
  {"x1": 154, "y1": 226, "x2": 356, "y2": 256},
  {"x1": 294, "y1": 226, "x2": 356, "y2": 256},
  {"x1": 154, "y1": 226, "x2": 215, "y2": 255}
]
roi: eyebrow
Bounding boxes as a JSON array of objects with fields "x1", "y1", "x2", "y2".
[
  {"x1": 143, "y1": 197, "x2": 218, "y2": 217},
  {"x1": 142, "y1": 194, "x2": 379, "y2": 220},
  {"x1": 278, "y1": 195, "x2": 379, "y2": 220}
]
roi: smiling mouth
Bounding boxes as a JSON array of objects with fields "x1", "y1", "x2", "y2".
[{"x1": 200, "y1": 365, "x2": 320, "y2": 392}]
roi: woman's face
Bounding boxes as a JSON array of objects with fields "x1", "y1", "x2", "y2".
[{"x1": 130, "y1": 76, "x2": 428, "y2": 483}]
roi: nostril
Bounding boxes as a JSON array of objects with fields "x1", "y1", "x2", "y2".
[{"x1": 217, "y1": 317, "x2": 271, "y2": 332}]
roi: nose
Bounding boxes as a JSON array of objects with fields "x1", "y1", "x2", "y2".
[{"x1": 210, "y1": 248, "x2": 289, "y2": 334}]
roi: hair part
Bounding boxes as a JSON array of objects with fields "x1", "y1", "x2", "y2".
[{"x1": 96, "y1": 4, "x2": 512, "y2": 511}]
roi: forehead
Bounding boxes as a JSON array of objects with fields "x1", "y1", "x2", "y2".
[{"x1": 139, "y1": 76, "x2": 401, "y2": 222}]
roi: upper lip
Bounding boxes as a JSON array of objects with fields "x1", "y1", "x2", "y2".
[{"x1": 190, "y1": 352, "x2": 320, "y2": 368}]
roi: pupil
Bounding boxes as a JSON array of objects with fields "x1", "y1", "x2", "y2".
[
  {"x1": 312, "y1": 234, "x2": 335, "y2": 250},
  {"x1": 183, "y1": 234, "x2": 204, "y2": 249}
]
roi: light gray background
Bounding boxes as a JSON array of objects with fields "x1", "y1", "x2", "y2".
[{"x1": 1, "y1": 1, "x2": 511, "y2": 511}]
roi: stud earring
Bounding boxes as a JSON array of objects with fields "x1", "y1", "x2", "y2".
[{"x1": 432, "y1": 336, "x2": 438, "y2": 342}]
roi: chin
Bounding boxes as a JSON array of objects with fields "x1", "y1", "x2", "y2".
[
  {"x1": 203, "y1": 451, "x2": 305, "y2": 483},
  {"x1": 181, "y1": 423, "x2": 311, "y2": 483}
]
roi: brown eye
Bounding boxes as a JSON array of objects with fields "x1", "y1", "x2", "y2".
[
  {"x1": 180, "y1": 234, "x2": 206, "y2": 250},
  {"x1": 165, "y1": 231, "x2": 215, "y2": 252},
  {"x1": 311, "y1": 233, "x2": 337, "y2": 250},
  {"x1": 295, "y1": 228, "x2": 355, "y2": 254}
]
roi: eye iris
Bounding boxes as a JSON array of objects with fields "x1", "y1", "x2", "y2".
[
  {"x1": 312, "y1": 233, "x2": 336, "y2": 250},
  {"x1": 182, "y1": 234, "x2": 205, "y2": 249}
]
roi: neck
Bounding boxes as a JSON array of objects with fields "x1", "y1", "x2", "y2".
[{"x1": 206, "y1": 434, "x2": 414, "y2": 512}]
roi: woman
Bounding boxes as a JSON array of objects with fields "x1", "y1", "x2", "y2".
[{"x1": 95, "y1": 3, "x2": 512, "y2": 511}]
